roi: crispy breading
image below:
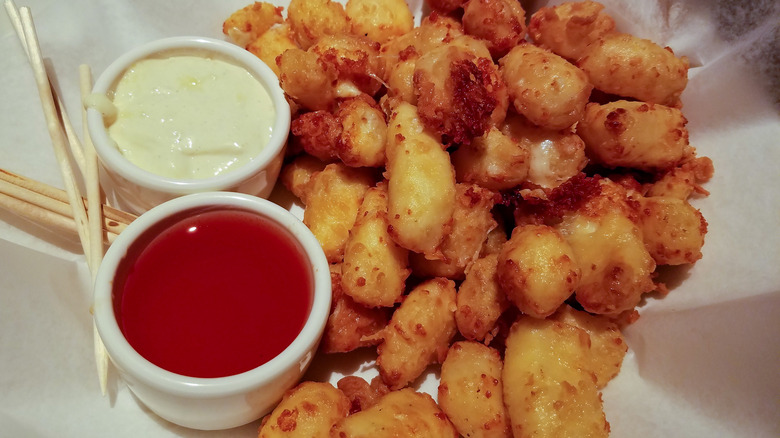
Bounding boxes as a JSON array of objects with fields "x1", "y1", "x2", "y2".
[
  {"x1": 291, "y1": 110, "x2": 341, "y2": 162},
  {"x1": 311, "y1": 34, "x2": 385, "y2": 98},
  {"x1": 279, "y1": 154, "x2": 327, "y2": 203},
  {"x1": 379, "y1": 13, "x2": 464, "y2": 75},
  {"x1": 335, "y1": 95, "x2": 388, "y2": 167},
  {"x1": 413, "y1": 44, "x2": 503, "y2": 144},
  {"x1": 647, "y1": 156, "x2": 714, "y2": 199},
  {"x1": 501, "y1": 113, "x2": 588, "y2": 189}
]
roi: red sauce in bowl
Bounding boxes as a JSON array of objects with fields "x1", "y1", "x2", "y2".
[{"x1": 113, "y1": 208, "x2": 313, "y2": 378}]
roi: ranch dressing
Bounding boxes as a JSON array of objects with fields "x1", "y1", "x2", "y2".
[{"x1": 107, "y1": 55, "x2": 274, "y2": 179}]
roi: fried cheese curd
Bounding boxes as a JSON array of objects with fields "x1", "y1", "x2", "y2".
[
  {"x1": 438, "y1": 341, "x2": 511, "y2": 437},
  {"x1": 555, "y1": 178, "x2": 657, "y2": 315},
  {"x1": 278, "y1": 34, "x2": 385, "y2": 111},
  {"x1": 258, "y1": 381, "x2": 350, "y2": 437},
  {"x1": 311, "y1": 34, "x2": 385, "y2": 98},
  {"x1": 223, "y1": 1, "x2": 713, "y2": 436},
  {"x1": 413, "y1": 43, "x2": 506, "y2": 144},
  {"x1": 497, "y1": 224, "x2": 580, "y2": 319},
  {"x1": 452, "y1": 124, "x2": 531, "y2": 191},
  {"x1": 287, "y1": 0, "x2": 349, "y2": 49},
  {"x1": 453, "y1": 112, "x2": 588, "y2": 190},
  {"x1": 246, "y1": 23, "x2": 298, "y2": 77},
  {"x1": 455, "y1": 253, "x2": 510, "y2": 343},
  {"x1": 341, "y1": 183, "x2": 410, "y2": 307},
  {"x1": 577, "y1": 100, "x2": 691, "y2": 171},
  {"x1": 277, "y1": 48, "x2": 338, "y2": 111},
  {"x1": 500, "y1": 42, "x2": 593, "y2": 130},
  {"x1": 528, "y1": 0, "x2": 616, "y2": 61},
  {"x1": 385, "y1": 99, "x2": 457, "y2": 257},
  {"x1": 336, "y1": 375, "x2": 390, "y2": 414},
  {"x1": 223, "y1": 1, "x2": 284, "y2": 48},
  {"x1": 332, "y1": 387, "x2": 459, "y2": 437},
  {"x1": 503, "y1": 113, "x2": 588, "y2": 188},
  {"x1": 380, "y1": 13, "x2": 465, "y2": 103},
  {"x1": 321, "y1": 263, "x2": 389, "y2": 354},
  {"x1": 286, "y1": 161, "x2": 377, "y2": 263},
  {"x1": 408, "y1": 183, "x2": 498, "y2": 280},
  {"x1": 462, "y1": 0, "x2": 527, "y2": 59},
  {"x1": 577, "y1": 32, "x2": 690, "y2": 107},
  {"x1": 503, "y1": 312, "x2": 613, "y2": 438},
  {"x1": 368, "y1": 277, "x2": 458, "y2": 390},
  {"x1": 346, "y1": 0, "x2": 414, "y2": 44},
  {"x1": 291, "y1": 94, "x2": 388, "y2": 167}
]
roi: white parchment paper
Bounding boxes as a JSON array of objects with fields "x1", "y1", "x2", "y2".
[{"x1": 1, "y1": 0, "x2": 778, "y2": 436}]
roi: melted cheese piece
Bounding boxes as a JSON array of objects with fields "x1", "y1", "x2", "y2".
[
  {"x1": 528, "y1": 139, "x2": 556, "y2": 188},
  {"x1": 107, "y1": 55, "x2": 274, "y2": 179}
]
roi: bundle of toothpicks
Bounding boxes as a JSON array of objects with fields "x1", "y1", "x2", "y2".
[{"x1": 4, "y1": 0, "x2": 110, "y2": 395}]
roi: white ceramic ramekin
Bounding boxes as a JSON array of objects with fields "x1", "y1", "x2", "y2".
[
  {"x1": 93, "y1": 192, "x2": 330, "y2": 430},
  {"x1": 87, "y1": 37, "x2": 290, "y2": 214}
]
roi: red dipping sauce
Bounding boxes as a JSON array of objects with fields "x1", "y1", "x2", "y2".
[{"x1": 113, "y1": 208, "x2": 313, "y2": 378}]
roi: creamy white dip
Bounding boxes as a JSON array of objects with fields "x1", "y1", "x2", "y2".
[{"x1": 106, "y1": 55, "x2": 274, "y2": 179}]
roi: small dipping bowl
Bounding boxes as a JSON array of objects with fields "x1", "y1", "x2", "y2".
[
  {"x1": 93, "y1": 192, "x2": 330, "y2": 430},
  {"x1": 87, "y1": 36, "x2": 290, "y2": 214}
]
